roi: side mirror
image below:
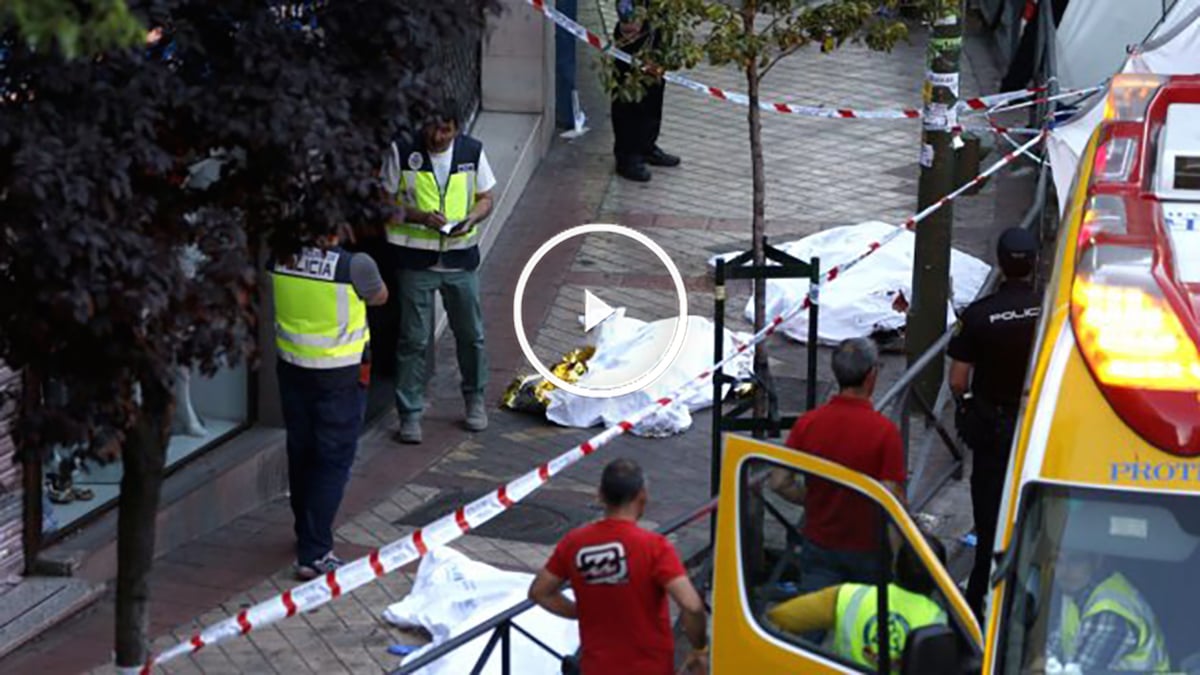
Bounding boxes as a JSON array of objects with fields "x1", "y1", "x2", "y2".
[{"x1": 902, "y1": 625, "x2": 976, "y2": 675}]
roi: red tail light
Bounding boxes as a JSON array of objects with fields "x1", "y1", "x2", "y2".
[{"x1": 1070, "y1": 242, "x2": 1200, "y2": 456}]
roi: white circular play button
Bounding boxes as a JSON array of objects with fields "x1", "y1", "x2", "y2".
[
  {"x1": 513, "y1": 224, "x2": 688, "y2": 399},
  {"x1": 582, "y1": 289, "x2": 617, "y2": 333}
]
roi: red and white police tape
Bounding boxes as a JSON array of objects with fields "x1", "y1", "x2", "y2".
[
  {"x1": 136, "y1": 129, "x2": 1048, "y2": 674},
  {"x1": 797, "y1": 129, "x2": 1047, "y2": 310},
  {"x1": 983, "y1": 84, "x2": 1104, "y2": 162},
  {"x1": 525, "y1": 0, "x2": 1045, "y2": 121}
]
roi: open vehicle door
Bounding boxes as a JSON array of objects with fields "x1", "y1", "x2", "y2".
[{"x1": 710, "y1": 434, "x2": 983, "y2": 673}]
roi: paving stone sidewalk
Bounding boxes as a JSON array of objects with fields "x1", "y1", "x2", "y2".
[{"x1": 0, "y1": 6, "x2": 1038, "y2": 674}]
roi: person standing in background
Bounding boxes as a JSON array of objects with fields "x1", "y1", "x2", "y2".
[
  {"x1": 611, "y1": 0, "x2": 681, "y2": 182},
  {"x1": 768, "y1": 338, "x2": 907, "y2": 594},
  {"x1": 381, "y1": 99, "x2": 495, "y2": 444}
]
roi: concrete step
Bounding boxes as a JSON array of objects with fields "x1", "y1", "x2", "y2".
[{"x1": 0, "y1": 577, "x2": 104, "y2": 661}]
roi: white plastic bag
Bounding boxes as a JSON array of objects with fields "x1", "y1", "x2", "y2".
[
  {"x1": 383, "y1": 547, "x2": 579, "y2": 675},
  {"x1": 544, "y1": 312, "x2": 753, "y2": 436}
]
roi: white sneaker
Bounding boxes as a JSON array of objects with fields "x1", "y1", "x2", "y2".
[{"x1": 294, "y1": 552, "x2": 345, "y2": 581}]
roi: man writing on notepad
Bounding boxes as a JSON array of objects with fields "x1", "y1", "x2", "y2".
[{"x1": 381, "y1": 98, "x2": 495, "y2": 444}]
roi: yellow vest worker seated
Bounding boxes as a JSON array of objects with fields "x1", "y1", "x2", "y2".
[
  {"x1": 1045, "y1": 551, "x2": 1170, "y2": 672},
  {"x1": 767, "y1": 535, "x2": 948, "y2": 671}
]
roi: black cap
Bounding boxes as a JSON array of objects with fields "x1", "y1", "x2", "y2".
[{"x1": 997, "y1": 227, "x2": 1038, "y2": 277}]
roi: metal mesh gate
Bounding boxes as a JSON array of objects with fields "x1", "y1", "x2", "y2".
[
  {"x1": 429, "y1": 8, "x2": 483, "y2": 127},
  {"x1": 0, "y1": 365, "x2": 24, "y2": 579}
]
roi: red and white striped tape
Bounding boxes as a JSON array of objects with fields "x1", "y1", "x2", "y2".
[
  {"x1": 141, "y1": 313, "x2": 787, "y2": 672},
  {"x1": 137, "y1": 128, "x2": 1048, "y2": 674},
  {"x1": 526, "y1": 0, "x2": 1043, "y2": 121},
  {"x1": 983, "y1": 84, "x2": 1104, "y2": 157},
  {"x1": 985, "y1": 84, "x2": 1105, "y2": 116},
  {"x1": 798, "y1": 129, "x2": 1047, "y2": 310}
]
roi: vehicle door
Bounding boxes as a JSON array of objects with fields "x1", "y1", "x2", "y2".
[{"x1": 710, "y1": 434, "x2": 983, "y2": 674}]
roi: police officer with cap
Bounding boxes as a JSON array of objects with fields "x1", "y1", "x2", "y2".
[{"x1": 948, "y1": 226, "x2": 1042, "y2": 621}]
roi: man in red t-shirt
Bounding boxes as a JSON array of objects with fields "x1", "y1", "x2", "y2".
[
  {"x1": 768, "y1": 337, "x2": 906, "y2": 593},
  {"x1": 529, "y1": 458, "x2": 709, "y2": 674}
]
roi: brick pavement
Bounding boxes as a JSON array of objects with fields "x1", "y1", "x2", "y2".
[{"x1": 1, "y1": 6, "x2": 1035, "y2": 673}]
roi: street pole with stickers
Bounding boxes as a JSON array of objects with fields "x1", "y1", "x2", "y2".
[{"x1": 908, "y1": 0, "x2": 963, "y2": 408}]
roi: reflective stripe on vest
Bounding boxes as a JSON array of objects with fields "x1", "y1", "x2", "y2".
[
  {"x1": 271, "y1": 248, "x2": 369, "y2": 370},
  {"x1": 833, "y1": 583, "x2": 947, "y2": 672},
  {"x1": 387, "y1": 167, "x2": 478, "y2": 251},
  {"x1": 1060, "y1": 573, "x2": 1170, "y2": 671}
]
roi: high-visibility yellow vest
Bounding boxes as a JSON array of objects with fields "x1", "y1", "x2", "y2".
[
  {"x1": 388, "y1": 135, "x2": 482, "y2": 253},
  {"x1": 1060, "y1": 572, "x2": 1169, "y2": 671},
  {"x1": 833, "y1": 583, "x2": 947, "y2": 672},
  {"x1": 270, "y1": 247, "x2": 369, "y2": 369}
]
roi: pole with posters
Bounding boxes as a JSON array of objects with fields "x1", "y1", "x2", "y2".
[{"x1": 908, "y1": 0, "x2": 963, "y2": 408}]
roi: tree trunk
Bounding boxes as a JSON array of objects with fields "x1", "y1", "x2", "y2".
[
  {"x1": 744, "y1": 9, "x2": 769, "y2": 430},
  {"x1": 114, "y1": 378, "x2": 172, "y2": 670},
  {"x1": 742, "y1": 5, "x2": 768, "y2": 583}
]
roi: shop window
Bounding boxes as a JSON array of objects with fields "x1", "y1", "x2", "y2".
[
  {"x1": 41, "y1": 363, "x2": 249, "y2": 534},
  {"x1": 738, "y1": 456, "x2": 971, "y2": 673}
]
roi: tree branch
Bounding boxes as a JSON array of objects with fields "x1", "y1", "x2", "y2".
[{"x1": 760, "y1": 40, "x2": 808, "y2": 79}]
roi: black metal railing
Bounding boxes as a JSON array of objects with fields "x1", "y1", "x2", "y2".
[
  {"x1": 873, "y1": 147, "x2": 1053, "y2": 513},
  {"x1": 390, "y1": 497, "x2": 719, "y2": 675}
]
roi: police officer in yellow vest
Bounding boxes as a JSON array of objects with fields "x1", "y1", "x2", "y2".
[
  {"x1": 382, "y1": 99, "x2": 495, "y2": 444},
  {"x1": 271, "y1": 230, "x2": 388, "y2": 580},
  {"x1": 1047, "y1": 550, "x2": 1169, "y2": 671},
  {"x1": 767, "y1": 536, "x2": 949, "y2": 672}
]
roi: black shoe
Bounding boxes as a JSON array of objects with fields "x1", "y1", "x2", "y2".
[
  {"x1": 646, "y1": 146, "x2": 681, "y2": 167},
  {"x1": 616, "y1": 161, "x2": 651, "y2": 182}
]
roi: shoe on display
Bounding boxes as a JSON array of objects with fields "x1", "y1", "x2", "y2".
[
  {"x1": 47, "y1": 483, "x2": 75, "y2": 504},
  {"x1": 464, "y1": 396, "x2": 488, "y2": 432},
  {"x1": 616, "y1": 161, "x2": 651, "y2": 182},
  {"x1": 294, "y1": 551, "x2": 345, "y2": 581},
  {"x1": 396, "y1": 414, "x2": 423, "y2": 444},
  {"x1": 646, "y1": 146, "x2": 681, "y2": 167}
]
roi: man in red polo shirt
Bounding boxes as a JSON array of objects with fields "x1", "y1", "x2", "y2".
[
  {"x1": 768, "y1": 337, "x2": 906, "y2": 593},
  {"x1": 528, "y1": 458, "x2": 709, "y2": 675}
]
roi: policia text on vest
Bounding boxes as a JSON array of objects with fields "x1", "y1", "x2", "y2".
[{"x1": 273, "y1": 247, "x2": 374, "y2": 370}]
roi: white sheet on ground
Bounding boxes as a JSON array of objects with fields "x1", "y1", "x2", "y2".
[
  {"x1": 710, "y1": 221, "x2": 991, "y2": 344},
  {"x1": 544, "y1": 312, "x2": 753, "y2": 436},
  {"x1": 382, "y1": 547, "x2": 579, "y2": 675}
]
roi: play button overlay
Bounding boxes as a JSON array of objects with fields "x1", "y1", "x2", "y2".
[
  {"x1": 583, "y1": 290, "x2": 616, "y2": 332},
  {"x1": 513, "y1": 224, "x2": 688, "y2": 399}
]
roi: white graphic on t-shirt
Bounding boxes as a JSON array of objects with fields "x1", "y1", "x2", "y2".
[{"x1": 576, "y1": 542, "x2": 628, "y2": 585}]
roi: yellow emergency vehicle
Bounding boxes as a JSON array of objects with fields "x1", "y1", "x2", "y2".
[{"x1": 708, "y1": 73, "x2": 1200, "y2": 673}]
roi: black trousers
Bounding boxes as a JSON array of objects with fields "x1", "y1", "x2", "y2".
[
  {"x1": 611, "y1": 30, "x2": 664, "y2": 164},
  {"x1": 278, "y1": 362, "x2": 366, "y2": 565},
  {"x1": 964, "y1": 408, "x2": 1018, "y2": 621},
  {"x1": 1001, "y1": 0, "x2": 1070, "y2": 91}
]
